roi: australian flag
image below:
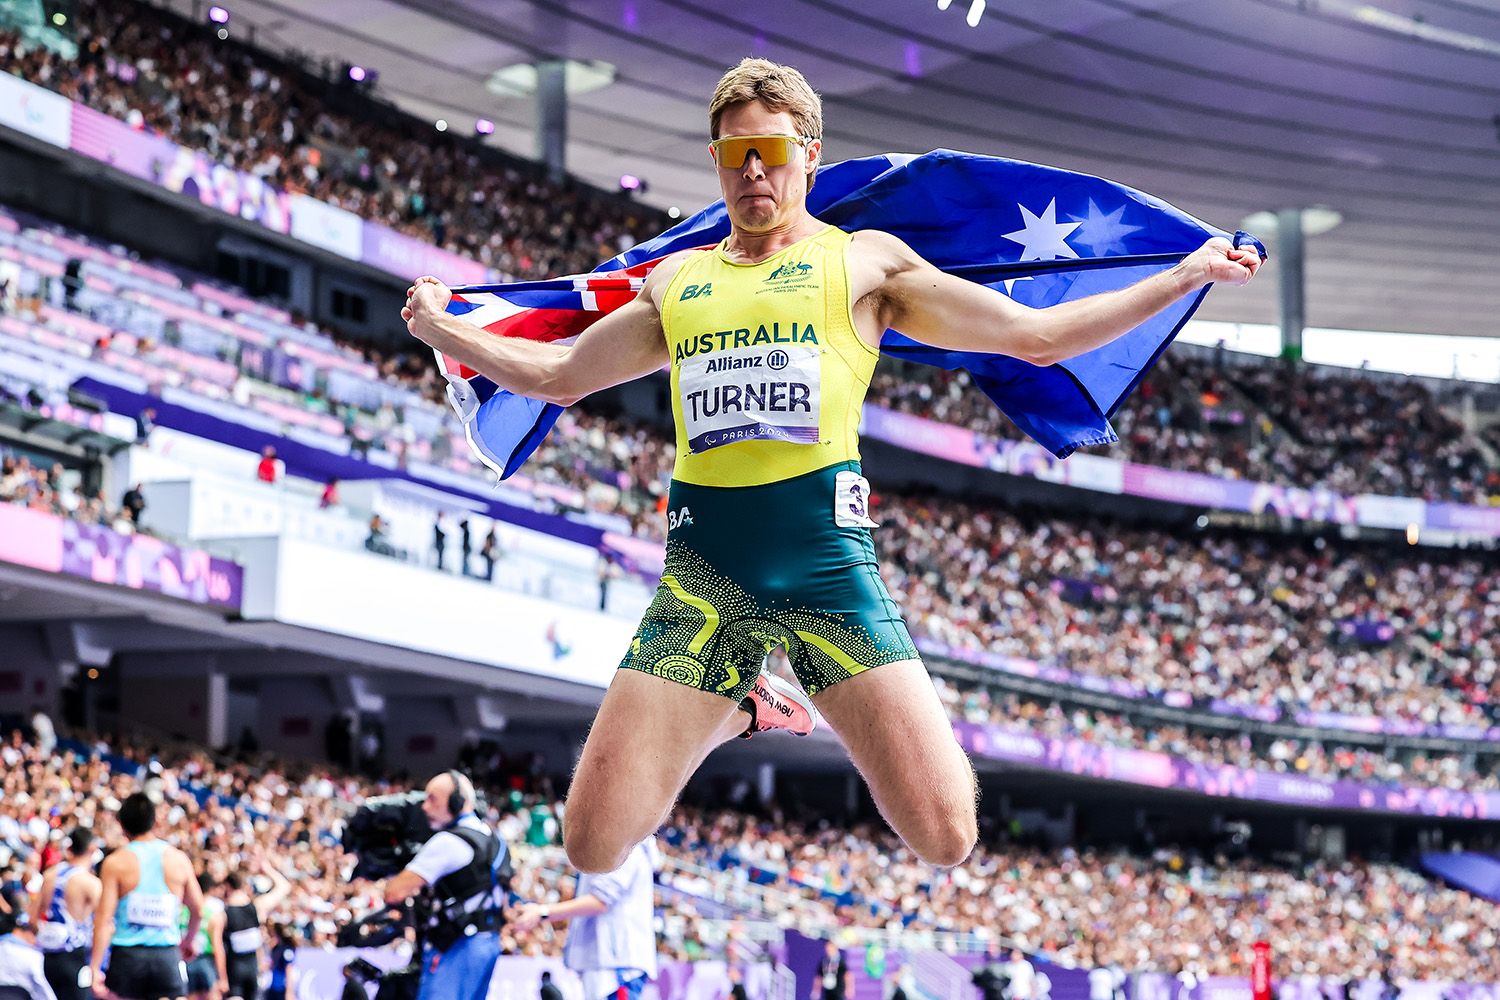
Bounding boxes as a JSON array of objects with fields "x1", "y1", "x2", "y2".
[{"x1": 437, "y1": 150, "x2": 1263, "y2": 479}]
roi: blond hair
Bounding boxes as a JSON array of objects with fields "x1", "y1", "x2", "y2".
[{"x1": 708, "y1": 58, "x2": 823, "y2": 142}]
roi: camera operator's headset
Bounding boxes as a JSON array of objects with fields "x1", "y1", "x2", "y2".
[{"x1": 443, "y1": 770, "x2": 472, "y2": 823}]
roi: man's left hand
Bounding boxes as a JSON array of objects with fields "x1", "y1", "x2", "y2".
[{"x1": 1183, "y1": 237, "x2": 1263, "y2": 287}]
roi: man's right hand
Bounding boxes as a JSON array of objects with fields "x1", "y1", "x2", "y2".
[
  {"x1": 402, "y1": 276, "x2": 453, "y2": 344},
  {"x1": 509, "y1": 902, "x2": 546, "y2": 932}
]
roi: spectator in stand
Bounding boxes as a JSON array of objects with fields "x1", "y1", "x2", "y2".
[
  {"x1": 432, "y1": 514, "x2": 448, "y2": 572},
  {"x1": 480, "y1": 526, "x2": 499, "y2": 582},
  {"x1": 62, "y1": 259, "x2": 84, "y2": 312},
  {"x1": 256, "y1": 447, "x2": 279, "y2": 484},
  {"x1": 459, "y1": 519, "x2": 473, "y2": 577},
  {"x1": 120, "y1": 484, "x2": 145, "y2": 525},
  {"x1": 363, "y1": 515, "x2": 395, "y2": 558},
  {"x1": 133, "y1": 407, "x2": 155, "y2": 445}
]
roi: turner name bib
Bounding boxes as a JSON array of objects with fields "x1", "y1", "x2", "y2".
[{"x1": 678, "y1": 343, "x2": 822, "y2": 453}]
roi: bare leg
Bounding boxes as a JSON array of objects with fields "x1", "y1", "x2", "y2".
[
  {"x1": 564, "y1": 669, "x2": 750, "y2": 873},
  {"x1": 811, "y1": 658, "x2": 977, "y2": 866}
]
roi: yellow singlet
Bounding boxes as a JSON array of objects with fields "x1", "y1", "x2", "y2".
[{"x1": 659, "y1": 225, "x2": 878, "y2": 487}]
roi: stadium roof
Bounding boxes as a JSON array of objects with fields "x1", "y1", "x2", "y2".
[{"x1": 164, "y1": 0, "x2": 1500, "y2": 339}]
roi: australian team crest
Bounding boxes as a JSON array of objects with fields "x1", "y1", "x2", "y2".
[{"x1": 763, "y1": 260, "x2": 816, "y2": 290}]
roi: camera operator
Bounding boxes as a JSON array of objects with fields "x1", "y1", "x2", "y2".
[
  {"x1": 972, "y1": 942, "x2": 1012, "y2": 1000},
  {"x1": 381, "y1": 771, "x2": 509, "y2": 1000}
]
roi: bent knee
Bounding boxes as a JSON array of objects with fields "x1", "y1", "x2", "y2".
[{"x1": 907, "y1": 812, "x2": 978, "y2": 868}]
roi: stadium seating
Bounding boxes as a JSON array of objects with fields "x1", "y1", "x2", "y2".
[{"x1": 5, "y1": 723, "x2": 1499, "y2": 985}]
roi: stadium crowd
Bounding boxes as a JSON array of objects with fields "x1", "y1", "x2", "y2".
[
  {"x1": 0, "y1": 0, "x2": 659, "y2": 279},
  {"x1": 449, "y1": 399, "x2": 1500, "y2": 738},
  {"x1": 3, "y1": 722, "x2": 1498, "y2": 987},
  {"x1": 869, "y1": 354, "x2": 1497, "y2": 504},
  {"x1": 4, "y1": 0, "x2": 1497, "y2": 508},
  {"x1": 930, "y1": 677, "x2": 1500, "y2": 793},
  {"x1": 658, "y1": 803, "x2": 1497, "y2": 983},
  {"x1": 0, "y1": 451, "x2": 140, "y2": 534},
  {"x1": 879, "y1": 494, "x2": 1500, "y2": 730}
]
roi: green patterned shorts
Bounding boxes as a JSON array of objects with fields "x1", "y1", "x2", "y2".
[{"x1": 619, "y1": 462, "x2": 918, "y2": 702}]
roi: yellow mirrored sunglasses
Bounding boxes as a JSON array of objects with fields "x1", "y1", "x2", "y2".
[{"x1": 708, "y1": 134, "x2": 810, "y2": 169}]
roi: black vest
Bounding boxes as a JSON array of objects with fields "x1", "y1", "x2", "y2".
[
  {"x1": 223, "y1": 900, "x2": 260, "y2": 968},
  {"x1": 420, "y1": 823, "x2": 512, "y2": 951}
]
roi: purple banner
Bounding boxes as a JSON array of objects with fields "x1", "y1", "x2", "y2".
[
  {"x1": 917, "y1": 637, "x2": 1500, "y2": 744},
  {"x1": 0, "y1": 504, "x2": 242, "y2": 610},
  {"x1": 1208, "y1": 699, "x2": 1281, "y2": 723},
  {"x1": 1123, "y1": 464, "x2": 1256, "y2": 509},
  {"x1": 68, "y1": 96, "x2": 490, "y2": 285},
  {"x1": 645, "y1": 961, "x2": 777, "y2": 1000},
  {"x1": 290, "y1": 948, "x2": 414, "y2": 1000},
  {"x1": 1426, "y1": 502, "x2": 1500, "y2": 535},
  {"x1": 1294, "y1": 710, "x2": 1413, "y2": 736},
  {"x1": 288, "y1": 951, "x2": 777, "y2": 1000},
  {"x1": 71, "y1": 105, "x2": 291, "y2": 231},
  {"x1": 1131, "y1": 974, "x2": 1497, "y2": 1000},
  {"x1": 59, "y1": 520, "x2": 243, "y2": 608},
  {"x1": 915, "y1": 637, "x2": 1150, "y2": 700},
  {"x1": 67, "y1": 104, "x2": 180, "y2": 178},
  {"x1": 1338, "y1": 617, "x2": 1395, "y2": 644},
  {"x1": 1248, "y1": 483, "x2": 1359, "y2": 524},
  {"x1": 361, "y1": 224, "x2": 490, "y2": 285},
  {"x1": 953, "y1": 721, "x2": 1500, "y2": 817}
]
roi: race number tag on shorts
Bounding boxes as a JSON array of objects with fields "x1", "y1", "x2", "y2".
[
  {"x1": 679, "y1": 344, "x2": 821, "y2": 453},
  {"x1": 229, "y1": 926, "x2": 262, "y2": 954},
  {"x1": 125, "y1": 892, "x2": 178, "y2": 928},
  {"x1": 35, "y1": 921, "x2": 69, "y2": 950},
  {"x1": 834, "y1": 471, "x2": 879, "y2": 528}
]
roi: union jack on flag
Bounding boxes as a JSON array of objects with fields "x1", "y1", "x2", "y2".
[
  {"x1": 435, "y1": 150, "x2": 1263, "y2": 479},
  {"x1": 434, "y1": 255, "x2": 680, "y2": 477}
]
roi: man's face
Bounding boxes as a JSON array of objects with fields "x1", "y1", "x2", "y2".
[
  {"x1": 421, "y1": 778, "x2": 449, "y2": 829},
  {"x1": 713, "y1": 102, "x2": 820, "y2": 233}
]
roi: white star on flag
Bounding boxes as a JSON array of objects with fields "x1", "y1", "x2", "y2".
[
  {"x1": 1001, "y1": 199, "x2": 1081, "y2": 262},
  {"x1": 1068, "y1": 199, "x2": 1144, "y2": 254}
]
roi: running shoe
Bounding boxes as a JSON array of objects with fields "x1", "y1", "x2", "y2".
[{"x1": 739, "y1": 672, "x2": 816, "y2": 738}]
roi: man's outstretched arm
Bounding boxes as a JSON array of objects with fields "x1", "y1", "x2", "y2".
[
  {"x1": 860, "y1": 231, "x2": 1261, "y2": 367},
  {"x1": 403, "y1": 261, "x2": 679, "y2": 406}
]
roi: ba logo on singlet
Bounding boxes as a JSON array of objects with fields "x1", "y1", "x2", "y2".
[{"x1": 680, "y1": 283, "x2": 712, "y2": 301}]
